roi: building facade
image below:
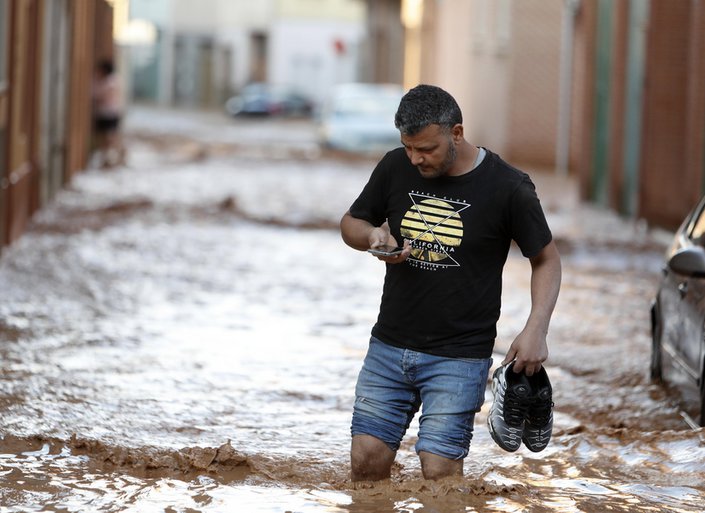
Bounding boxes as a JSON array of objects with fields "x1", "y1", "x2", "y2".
[
  {"x1": 128, "y1": 0, "x2": 367, "y2": 109},
  {"x1": 572, "y1": 0, "x2": 705, "y2": 228},
  {"x1": 365, "y1": 0, "x2": 705, "y2": 230},
  {"x1": 0, "y1": 0, "x2": 114, "y2": 251}
]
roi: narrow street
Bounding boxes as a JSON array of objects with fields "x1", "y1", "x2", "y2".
[{"x1": 0, "y1": 106, "x2": 703, "y2": 512}]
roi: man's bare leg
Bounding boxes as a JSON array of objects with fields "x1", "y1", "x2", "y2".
[
  {"x1": 419, "y1": 451, "x2": 463, "y2": 480},
  {"x1": 351, "y1": 434, "x2": 396, "y2": 481}
]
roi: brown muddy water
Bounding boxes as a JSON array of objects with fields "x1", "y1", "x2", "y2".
[{"x1": 1, "y1": 125, "x2": 704, "y2": 512}]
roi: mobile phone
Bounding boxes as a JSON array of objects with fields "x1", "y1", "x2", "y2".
[{"x1": 367, "y1": 245, "x2": 404, "y2": 257}]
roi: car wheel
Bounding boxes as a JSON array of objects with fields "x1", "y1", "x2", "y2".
[{"x1": 650, "y1": 303, "x2": 663, "y2": 382}]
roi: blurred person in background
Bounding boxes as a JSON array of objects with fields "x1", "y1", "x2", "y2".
[
  {"x1": 93, "y1": 58, "x2": 126, "y2": 169},
  {"x1": 340, "y1": 84, "x2": 561, "y2": 481}
]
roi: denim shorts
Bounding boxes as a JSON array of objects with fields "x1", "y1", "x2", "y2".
[{"x1": 351, "y1": 337, "x2": 492, "y2": 460}]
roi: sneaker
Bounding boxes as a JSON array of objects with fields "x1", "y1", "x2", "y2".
[
  {"x1": 522, "y1": 366, "x2": 554, "y2": 452},
  {"x1": 487, "y1": 361, "x2": 531, "y2": 452}
]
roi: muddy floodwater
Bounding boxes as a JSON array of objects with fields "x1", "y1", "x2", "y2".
[{"x1": 1, "y1": 110, "x2": 704, "y2": 512}]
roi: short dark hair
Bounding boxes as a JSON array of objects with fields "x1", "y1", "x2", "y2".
[
  {"x1": 394, "y1": 84, "x2": 462, "y2": 136},
  {"x1": 97, "y1": 59, "x2": 115, "y2": 75}
]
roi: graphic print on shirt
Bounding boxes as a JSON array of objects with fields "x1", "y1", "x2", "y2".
[{"x1": 400, "y1": 192, "x2": 470, "y2": 270}]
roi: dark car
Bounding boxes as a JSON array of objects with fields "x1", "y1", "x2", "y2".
[
  {"x1": 651, "y1": 195, "x2": 705, "y2": 426},
  {"x1": 225, "y1": 83, "x2": 313, "y2": 117}
]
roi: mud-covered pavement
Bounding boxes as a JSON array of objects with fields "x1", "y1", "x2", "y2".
[{"x1": 1, "y1": 107, "x2": 704, "y2": 512}]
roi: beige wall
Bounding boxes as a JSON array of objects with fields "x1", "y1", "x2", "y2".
[
  {"x1": 416, "y1": 0, "x2": 511, "y2": 153},
  {"x1": 506, "y1": 0, "x2": 562, "y2": 167},
  {"x1": 414, "y1": 0, "x2": 561, "y2": 167},
  {"x1": 277, "y1": 0, "x2": 365, "y2": 21},
  {"x1": 170, "y1": 0, "x2": 274, "y2": 31}
]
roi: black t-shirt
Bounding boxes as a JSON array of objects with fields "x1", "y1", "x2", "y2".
[{"x1": 348, "y1": 147, "x2": 552, "y2": 358}]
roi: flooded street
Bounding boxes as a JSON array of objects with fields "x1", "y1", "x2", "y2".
[{"x1": 1, "y1": 107, "x2": 704, "y2": 512}]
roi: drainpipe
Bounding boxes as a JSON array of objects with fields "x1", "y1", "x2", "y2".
[{"x1": 555, "y1": 0, "x2": 581, "y2": 176}]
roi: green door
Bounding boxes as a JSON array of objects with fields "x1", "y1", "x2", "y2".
[
  {"x1": 591, "y1": 0, "x2": 614, "y2": 207},
  {"x1": 622, "y1": 0, "x2": 649, "y2": 217}
]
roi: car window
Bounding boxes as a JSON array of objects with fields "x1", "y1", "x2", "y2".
[{"x1": 689, "y1": 204, "x2": 705, "y2": 245}]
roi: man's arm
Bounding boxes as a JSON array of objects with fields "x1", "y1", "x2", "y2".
[
  {"x1": 340, "y1": 211, "x2": 389, "y2": 251},
  {"x1": 502, "y1": 240, "x2": 562, "y2": 375},
  {"x1": 340, "y1": 212, "x2": 411, "y2": 261}
]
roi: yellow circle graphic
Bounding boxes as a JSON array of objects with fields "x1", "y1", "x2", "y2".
[{"x1": 400, "y1": 198, "x2": 464, "y2": 263}]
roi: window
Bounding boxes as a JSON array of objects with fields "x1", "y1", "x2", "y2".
[{"x1": 688, "y1": 202, "x2": 705, "y2": 246}]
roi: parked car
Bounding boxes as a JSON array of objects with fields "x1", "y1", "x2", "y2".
[
  {"x1": 225, "y1": 83, "x2": 313, "y2": 117},
  {"x1": 318, "y1": 83, "x2": 405, "y2": 154},
  {"x1": 651, "y1": 195, "x2": 705, "y2": 426}
]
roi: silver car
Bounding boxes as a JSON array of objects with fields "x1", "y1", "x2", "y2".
[
  {"x1": 651, "y1": 195, "x2": 705, "y2": 426},
  {"x1": 319, "y1": 83, "x2": 405, "y2": 155}
]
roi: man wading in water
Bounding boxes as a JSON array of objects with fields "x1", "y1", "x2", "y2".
[{"x1": 341, "y1": 84, "x2": 561, "y2": 480}]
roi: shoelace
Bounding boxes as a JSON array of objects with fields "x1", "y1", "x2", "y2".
[
  {"x1": 526, "y1": 393, "x2": 554, "y2": 425},
  {"x1": 504, "y1": 385, "x2": 530, "y2": 425}
]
